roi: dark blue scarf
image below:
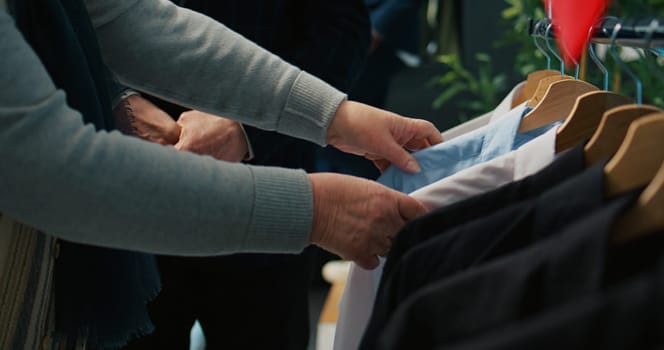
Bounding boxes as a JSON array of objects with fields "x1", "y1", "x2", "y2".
[{"x1": 12, "y1": 0, "x2": 161, "y2": 348}]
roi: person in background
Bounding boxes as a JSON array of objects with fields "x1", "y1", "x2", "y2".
[
  {"x1": 316, "y1": 0, "x2": 428, "y2": 181},
  {"x1": 122, "y1": 0, "x2": 371, "y2": 349}
]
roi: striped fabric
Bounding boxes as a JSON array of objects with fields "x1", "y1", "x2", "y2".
[{"x1": 0, "y1": 214, "x2": 57, "y2": 350}]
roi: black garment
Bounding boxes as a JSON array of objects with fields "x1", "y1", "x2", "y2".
[
  {"x1": 383, "y1": 143, "x2": 586, "y2": 280},
  {"x1": 12, "y1": 0, "x2": 160, "y2": 348},
  {"x1": 124, "y1": 254, "x2": 310, "y2": 350},
  {"x1": 446, "y1": 237, "x2": 664, "y2": 350},
  {"x1": 126, "y1": 1, "x2": 370, "y2": 349},
  {"x1": 375, "y1": 191, "x2": 642, "y2": 350},
  {"x1": 349, "y1": 43, "x2": 406, "y2": 108},
  {"x1": 359, "y1": 160, "x2": 608, "y2": 350}
]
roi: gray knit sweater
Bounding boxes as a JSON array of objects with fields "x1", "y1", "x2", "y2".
[{"x1": 0, "y1": 0, "x2": 346, "y2": 256}]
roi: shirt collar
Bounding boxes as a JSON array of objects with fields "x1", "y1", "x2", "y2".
[
  {"x1": 478, "y1": 103, "x2": 529, "y2": 161},
  {"x1": 513, "y1": 126, "x2": 559, "y2": 181}
]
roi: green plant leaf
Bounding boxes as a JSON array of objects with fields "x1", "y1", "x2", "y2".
[{"x1": 432, "y1": 84, "x2": 467, "y2": 109}]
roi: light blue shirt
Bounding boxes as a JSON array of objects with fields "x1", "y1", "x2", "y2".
[{"x1": 378, "y1": 105, "x2": 559, "y2": 193}]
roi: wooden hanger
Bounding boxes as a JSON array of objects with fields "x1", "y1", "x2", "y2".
[
  {"x1": 584, "y1": 104, "x2": 663, "y2": 166},
  {"x1": 604, "y1": 113, "x2": 664, "y2": 198},
  {"x1": 512, "y1": 70, "x2": 561, "y2": 107},
  {"x1": 518, "y1": 79, "x2": 599, "y2": 133},
  {"x1": 524, "y1": 75, "x2": 574, "y2": 109},
  {"x1": 612, "y1": 161, "x2": 664, "y2": 244},
  {"x1": 512, "y1": 21, "x2": 563, "y2": 108},
  {"x1": 554, "y1": 91, "x2": 634, "y2": 153}
]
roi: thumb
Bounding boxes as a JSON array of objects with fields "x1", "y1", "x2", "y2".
[
  {"x1": 397, "y1": 194, "x2": 428, "y2": 221},
  {"x1": 173, "y1": 137, "x2": 186, "y2": 151},
  {"x1": 382, "y1": 140, "x2": 421, "y2": 174}
]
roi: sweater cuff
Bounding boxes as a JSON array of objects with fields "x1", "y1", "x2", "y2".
[
  {"x1": 245, "y1": 166, "x2": 313, "y2": 252},
  {"x1": 278, "y1": 71, "x2": 346, "y2": 146}
]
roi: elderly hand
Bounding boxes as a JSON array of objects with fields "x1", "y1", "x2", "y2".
[
  {"x1": 175, "y1": 110, "x2": 249, "y2": 162},
  {"x1": 308, "y1": 173, "x2": 428, "y2": 270},
  {"x1": 327, "y1": 101, "x2": 443, "y2": 174}
]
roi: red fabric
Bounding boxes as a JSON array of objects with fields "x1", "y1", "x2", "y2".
[{"x1": 551, "y1": 0, "x2": 610, "y2": 65}]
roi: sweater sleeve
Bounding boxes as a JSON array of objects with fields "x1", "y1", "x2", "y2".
[
  {"x1": 84, "y1": 0, "x2": 347, "y2": 146},
  {"x1": 0, "y1": 9, "x2": 313, "y2": 256}
]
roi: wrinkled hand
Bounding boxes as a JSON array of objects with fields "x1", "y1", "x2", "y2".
[
  {"x1": 116, "y1": 95, "x2": 181, "y2": 145},
  {"x1": 308, "y1": 173, "x2": 428, "y2": 270},
  {"x1": 327, "y1": 101, "x2": 443, "y2": 174},
  {"x1": 175, "y1": 110, "x2": 249, "y2": 162}
]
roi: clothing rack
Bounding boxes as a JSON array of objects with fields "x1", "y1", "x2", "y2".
[{"x1": 529, "y1": 17, "x2": 664, "y2": 49}]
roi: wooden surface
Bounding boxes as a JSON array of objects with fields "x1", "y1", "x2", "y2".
[
  {"x1": 319, "y1": 282, "x2": 345, "y2": 323},
  {"x1": 613, "y1": 161, "x2": 664, "y2": 244},
  {"x1": 555, "y1": 91, "x2": 633, "y2": 153},
  {"x1": 512, "y1": 69, "x2": 561, "y2": 107},
  {"x1": 604, "y1": 113, "x2": 664, "y2": 197},
  {"x1": 525, "y1": 75, "x2": 573, "y2": 108},
  {"x1": 585, "y1": 104, "x2": 662, "y2": 166},
  {"x1": 519, "y1": 79, "x2": 598, "y2": 133}
]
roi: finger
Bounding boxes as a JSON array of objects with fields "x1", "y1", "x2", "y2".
[
  {"x1": 354, "y1": 254, "x2": 380, "y2": 270},
  {"x1": 364, "y1": 153, "x2": 392, "y2": 173},
  {"x1": 412, "y1": 120, "x2": 444, "y2": 145},
  {"x1": 403, "y1": 138, "x2": 432, "y2": 152},
  {"x1": 402, "y1": 119, "x2": 443, "y2": 146},
  {"x1": 374, "y1": 235, "x2": 392, "y2": 256},
  {"x1": 427, "y1": 132, "x2": 444, "y2": 145},
  {"x1": 373, "y1": 159, "x2": 391, "y2": 173},
  {"x1": 381, "y1": 141, "x2": 421, "y2": 174},
  {"x1": 397, "y1": 194, "x2": 428, "y2": 221}
]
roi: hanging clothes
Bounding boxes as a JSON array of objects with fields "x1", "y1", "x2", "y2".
[
  {"x1": 334, "y1": 12, "x2": 664, "y2": 350},
  {"x1": 441, "y1": 81, "x2": 525, "y2": 141},
  {"x1": 412, "y1": 126, "x2": 559, "y2": 210},
  {"x1": 361, "y1": 160, "x2": 615, "y2": 349},
  {"x1": 335, "y1": 82, "x2": 560, "y2": 350},
  {"x1": 373, "y1": 192, "x2": 652, "y2": 349},
  {"x1": 446, "y1": 255, "x2": 664, "y2": 350},
  {"x1": 378, "y1": 103, "x2": 558, "y2": 194}
]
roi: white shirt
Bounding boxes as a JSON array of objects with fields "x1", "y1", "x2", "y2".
[
  {"x1": 413, "y1": 126, "x2": 559, "y2": 210},
  {"x1": 441, "y1": 81, "x2": 525, "y2": 141},
  {"x1": 332, "y1": 125, "x2": 559, "y2": 350}
]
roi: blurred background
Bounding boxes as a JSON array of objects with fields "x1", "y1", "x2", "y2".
[{"x1": 387, "y1": 0, "x2": 664, "y2": 132}]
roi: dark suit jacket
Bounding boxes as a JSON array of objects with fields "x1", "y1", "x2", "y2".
[
  {"x1": 448, "y1": 253, "x2": 664, "y2": 350},
  {"x1": 376, "y1": 192, "x2": 644, "y2": 350},
  {"x1": 151, "y1": 0, "x2": 371, "y2": 170},
  {"x1": 361, "y1": 159, "x2": 608, "y2": 350}
]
